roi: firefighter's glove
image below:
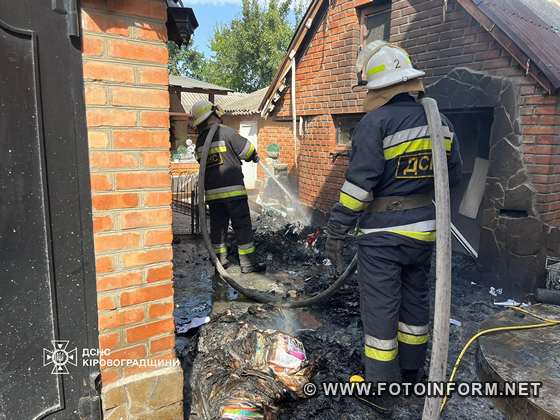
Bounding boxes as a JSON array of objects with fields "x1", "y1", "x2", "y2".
[
  {"x1": 325, "y1": 220, "x2": 349, "y2": 274},
  {"x1": 325, "y1": 236, "x2": 345, "y2": 275},
  {"x1": 250, "y1": 152, "x2": 260, "y2": 163}
]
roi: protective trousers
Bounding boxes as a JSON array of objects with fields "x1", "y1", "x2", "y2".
[
  {"x1": 208, "y1": 198, "x2": 256, "y2": 260},
  {"x1": 357, "y1": 233, "x2": 433, "y2": 382}
]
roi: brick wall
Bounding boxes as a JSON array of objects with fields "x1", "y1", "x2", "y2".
[
  {"x1": 270, "y1": 0, "x2": 560, "y2": 223},
  {"x1": 170, "y1": 161, "x2": 199, "y2": 175},
  {"x1": 520, "y1": 96, "x2": 560, "y2": 224},
  {"x1": 257, "y1": 119, "x2": 295, "y2": 179},
  {"x1": 81, "y1": 0, "x2": 177, "y2": 387}
]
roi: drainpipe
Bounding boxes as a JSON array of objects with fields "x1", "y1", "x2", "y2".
[{"x1": 290, "y1": 50, "x2": 298, "y2": 168}]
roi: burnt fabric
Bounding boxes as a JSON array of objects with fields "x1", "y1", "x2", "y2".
[
  {"x1": 357, "y1": 233, "x2": 432, "y2": 382},
  {"x1": 196, "y1": 123, "x2": 257, "y2": 202},
  {"x1": 209, "y1": 199, "x2": 255, "y2": 257},
  {"x1": 327, "y1": 93, "x2": 462, "y2": 383}
]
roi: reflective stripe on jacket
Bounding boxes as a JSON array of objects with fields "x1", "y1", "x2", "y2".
[
  {"x1": 205, "y1": 185, "x2": 247, "y2": 202},
  {"x1": 329, "y1": 94, "x2": 463, "y2": 242},
  {"x1": 196, "y1": 124, "x2": 256, "y2": 202}
]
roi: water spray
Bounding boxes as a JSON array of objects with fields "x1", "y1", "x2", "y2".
[
  {"x1": 257, "y1": 159, "x2": 309, "y2": 225},
  {"x1": 257, "y1": 160, "x2": 298, "y2": 206}
]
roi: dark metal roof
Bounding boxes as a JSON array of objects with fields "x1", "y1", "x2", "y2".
[{"x1": 472, "y1": 0, "x2": 560, "y2": 91}]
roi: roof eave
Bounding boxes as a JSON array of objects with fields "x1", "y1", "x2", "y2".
[{"x1": 170, "y1": 85, "x2": 232, "y2": 94}]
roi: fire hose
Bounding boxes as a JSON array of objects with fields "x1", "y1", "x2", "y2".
[
  {"x1": 420, "y1": 97, "x2": 452, "y2": 420},
  {"x1": 197, "y1": 124, "x2": 357, "y2": 308},
  {"x1": 198, "y1": 102, "x2": 452, "y2": 418}
]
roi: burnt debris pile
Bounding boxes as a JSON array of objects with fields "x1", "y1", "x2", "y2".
[
  {"x1": 189, "y1": 306, "x2": 315, "y2": 419},
  {"x1": 175, "y1": 212, "x2": 505, "y2": 419}
]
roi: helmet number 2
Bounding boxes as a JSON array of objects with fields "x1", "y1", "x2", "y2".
[{"x1": 394, "y1": 58, "x2": 401, "y2": 69}]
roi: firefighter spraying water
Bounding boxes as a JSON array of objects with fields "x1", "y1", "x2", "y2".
[{"x1": 191, "y1": 99, "x2": 267, "y2": 274}]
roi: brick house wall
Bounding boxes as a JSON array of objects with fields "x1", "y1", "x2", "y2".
[
  {"x1": 271, "y1": 0, "x2": 560, "y2": 225},
  {"x1": 81, "y1": 0, "x2": 182, "y2": 417},
  {"x1": 258, "y1": 119, "x2": 297, "y2": 178}
]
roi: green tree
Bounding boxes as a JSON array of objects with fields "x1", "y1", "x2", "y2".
[
  {"x1": 204, "y1": 0, "x2": 295, "y2": 92},
  {"x1": 168, "y1": 40, "x2": 207, "y2": 80},
  {"x1": 293, "y1": 0, "x2": 308, "y2": 25}
]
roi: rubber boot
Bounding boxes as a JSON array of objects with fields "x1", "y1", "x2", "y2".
[
  {"x1": 401, "y1": 368, "x2": 425, "y2": 384},
  {"x1": 349, "y1": 375, "x2": 395, "y2": 417},
  {"x1": 239, "y1": 253, "x2": 266, "y2": 274}
]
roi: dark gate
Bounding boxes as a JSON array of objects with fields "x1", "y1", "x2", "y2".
[
  {"x1": 0, "y1": 2, "x2": 100, "y2": 419},
  {"x1": 172, "y1": 172, "x2": 201, "y2": 235}
]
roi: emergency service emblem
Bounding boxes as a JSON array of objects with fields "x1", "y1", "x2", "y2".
[{"x1": 43, "y1": 340, "x2": 78, "y2": 374}]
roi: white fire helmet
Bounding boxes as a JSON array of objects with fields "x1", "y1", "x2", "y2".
[
  {"x1": 360, "y1": 41, "x2": 425, "y2": 90},
  {"x1": 191, "y1": 99, "x2": 223, "y2": 127}
]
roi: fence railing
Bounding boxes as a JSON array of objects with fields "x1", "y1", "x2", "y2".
[{"x1": 172, "y1": 172, "x2": 200, "y2": 235}]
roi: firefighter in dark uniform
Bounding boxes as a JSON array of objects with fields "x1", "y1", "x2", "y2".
[
  {"x1": 191, "y1": 99, "x2": 266, "y2": 273},
  {"x1": 326, "y1": 41, "x2": 462, "y2": 412}
]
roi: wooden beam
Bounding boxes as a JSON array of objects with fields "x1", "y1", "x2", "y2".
[
  {"x1": 169, "y1": 86, "x2": 231, "y2": 95},
  {"x1": 170, "y1": 112, "x2": 190, "y2": 120}
]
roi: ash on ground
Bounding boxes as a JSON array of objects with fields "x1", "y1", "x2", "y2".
[{"x1": 173, "y1": 211, "x2": 507, "y2": 419}]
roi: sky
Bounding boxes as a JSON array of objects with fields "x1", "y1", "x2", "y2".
[
  {"x1": 190, "y1": 3, "x2": 242, "y2": 57},
  {"x1": 187, "y1": 0, "x2": 301, "y2": 58}
]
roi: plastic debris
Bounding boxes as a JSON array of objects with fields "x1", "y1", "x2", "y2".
[
  {"x1": 176, "y1": 316, "x2": 210, "y2": 334},
  {"x1": 489, "y1": 287, "x2": 503, "y2": 297},
  {"x1": 493, "y1": 299, "x2": 530, "y2": 307},
  {"x1": 305, "y1": 228, "x2": 321, "y2": 250},
  {"x1": 449, "y1": 318, "x2": 462, "y2": 327}
]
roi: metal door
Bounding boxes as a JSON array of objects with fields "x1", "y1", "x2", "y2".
[
  {"x1": 0, "y1": 1, "x2": 100, "y2": 419},
  {"x1": 239, "y1": 121, "x2": 258, "y2": 190}
]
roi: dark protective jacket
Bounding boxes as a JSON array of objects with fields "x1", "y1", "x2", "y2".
[
  {"x1": 196, "y1": 124, "x2": 257, "y2": 202},
  {"x1": 329, "y1": 94, "x2": 463, "y2": 242}
]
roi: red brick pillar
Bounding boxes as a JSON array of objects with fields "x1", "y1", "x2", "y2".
[{"x1": 81, "y1": 1, "x2": 182, "y2": 417}]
